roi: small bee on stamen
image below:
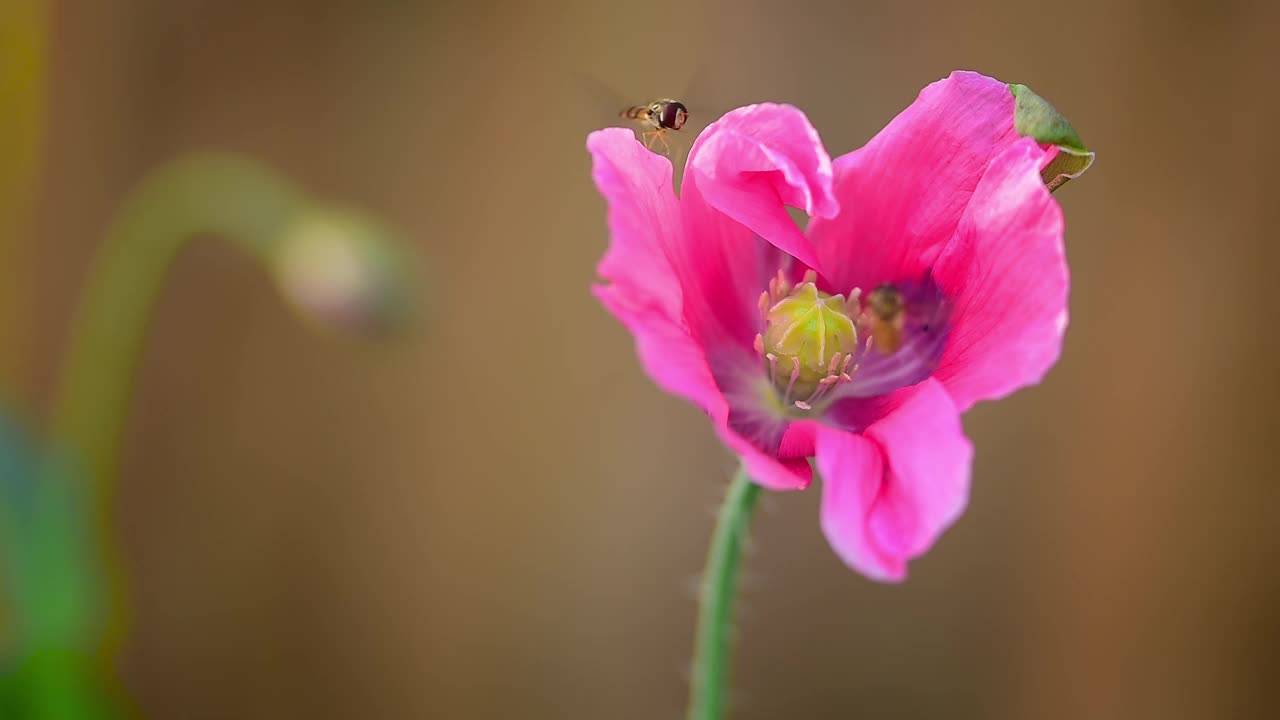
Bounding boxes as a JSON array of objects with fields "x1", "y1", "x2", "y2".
[{"x1": 860, "y1": 284, "x2": 907, "y2": 355}]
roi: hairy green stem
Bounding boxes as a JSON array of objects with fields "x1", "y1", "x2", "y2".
[{"x1": 688, "y1": 467, "x2": 761, "y2": 720}]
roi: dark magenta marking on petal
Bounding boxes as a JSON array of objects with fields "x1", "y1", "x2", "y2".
[
  {"x1": 839, "y1": 276, "x2": 951, "y2": 399},
  {"x1": 710, "y1": 349, "x2": 794, "y2": 458}
]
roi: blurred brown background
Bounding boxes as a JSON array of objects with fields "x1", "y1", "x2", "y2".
[{"x1": 4, "y1": 0, "x2": 1279, "y2": 717}]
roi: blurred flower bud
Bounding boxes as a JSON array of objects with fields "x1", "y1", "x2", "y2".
[
  {"x1": 1010, "y1": 83, "x2": 1095, "y2": 192},
  {"x1": 271, "y1": 208, "x2": 417, "y2": 336}
]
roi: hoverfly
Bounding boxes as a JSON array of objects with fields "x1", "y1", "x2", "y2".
[
  {"x1": 619, "y1": 98, "x2": 690, "y2": 155},
  {"x1": 569, "y1": 69, "x2": 718, "y2": 162}
]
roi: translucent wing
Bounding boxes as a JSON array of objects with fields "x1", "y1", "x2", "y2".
[
  {"x1": 566, "y1": 65, "x2": 748, "y2": 180},
  {"x1": 676, "y1": 62, "x2": 752, "y2": 135},
  {"x1": 568, "y1": 71, "x2": 704, "y2": 161},
  {"x1": 569, "y1": 70, "x2": 644, "y2": 133}
]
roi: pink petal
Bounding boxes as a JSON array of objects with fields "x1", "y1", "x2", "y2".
[
  {"x1": 588, "y1": 126, "x2": 815, "y2": 491},
  {"x1": 711, "y1": 366, "x2": 814, "y2": 492},
  {"x1": 808, "y1": 71, "x2": 1022, "y2": 294},
  {"x1": 930, "y1": 138, "x2": 1067, "y2": 412},
  {"x1": 588, "y1": 129, "x2": 724, "y2": 415},
  {"x1": 863, "y1": 379, "x2": 973, "y2": 559},
  {"x1": 815, "y1": 427, "x2": 904, "y2": 581},
  {"x1": 667, "y1": 105, "x2": 834, "y2": 353},
  {"x1": 683, "y1": 103, "x2": 836, "y2": 274},
  {"x1": 719, "y1": 422, "x2": 814, "y2": 491},
  {"x1": 665, "y1": 214, "x2": 789, "y2": 354},
  {"x1": 588, "y1": 128, "x2": 683, "y2": 320},
  {"x1": 593, "y1": 286, "x2": 724, "y2": 417},
  {"x1": 825, "y1": 383, "x2": 921, "y2": 433},
  {"x1": 816, "y1": 379, "x2": 972, "y2": 581}
]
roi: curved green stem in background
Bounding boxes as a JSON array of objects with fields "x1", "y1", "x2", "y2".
[
  {"x1": 50, "y1": 152, "x2": 314, "y2": 691},
  {"x1": 32, "y1": 154, "x2": 308, "y2": 720},
  {"x1": 688, "y1": 468, "x2": 761, "y2": 720},
  {"x1": 51, "y1": 152, "x2": 412, "y2": 487},
  {"x1": 25, "y1": 152, "x2": 411, "y2": 718},
  {"x1": 50, "y1": 153, "x2": 307, "y2": 494}
]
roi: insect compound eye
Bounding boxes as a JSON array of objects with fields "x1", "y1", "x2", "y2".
[{"x1": 661, "y1": 102, "x2": 689, "y2": 130}]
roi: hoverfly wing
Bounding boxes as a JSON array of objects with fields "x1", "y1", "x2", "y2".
[
  {"x1": 672, "y1": 62, "x2": 748, "y2": 138},
  {"x1": 565, "y1": 66, "x2": 740, "y2": 173},
  {"x1": 568, "y1": 70, "x2": 650, "y2": 135}
]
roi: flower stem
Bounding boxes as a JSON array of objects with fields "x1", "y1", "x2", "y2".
[
  {"x1": 38, "y1": 153, "x2": 310, "y2": 717},
  {"x1": 51, "y1": 152, "x2": 305, "y2": 492},
  {"x1": 688, "y1": 467, "x2": 761, "y2": 720},
  {"x1": 4, "y1": 150, "x2": 415, "y2": 720}
]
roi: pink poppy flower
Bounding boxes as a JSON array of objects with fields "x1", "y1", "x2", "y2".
[{"x1": 589, "y1": 71, "x2": 1089, "y2": 581}]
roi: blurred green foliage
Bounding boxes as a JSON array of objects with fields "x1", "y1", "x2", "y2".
[{"x1": 0, "y1": 410, "x2": 111, "y2": 719}]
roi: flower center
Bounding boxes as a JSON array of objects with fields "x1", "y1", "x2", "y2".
[{"x1": 754, "y1": 270, "x2": 859, "y2": 411}]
